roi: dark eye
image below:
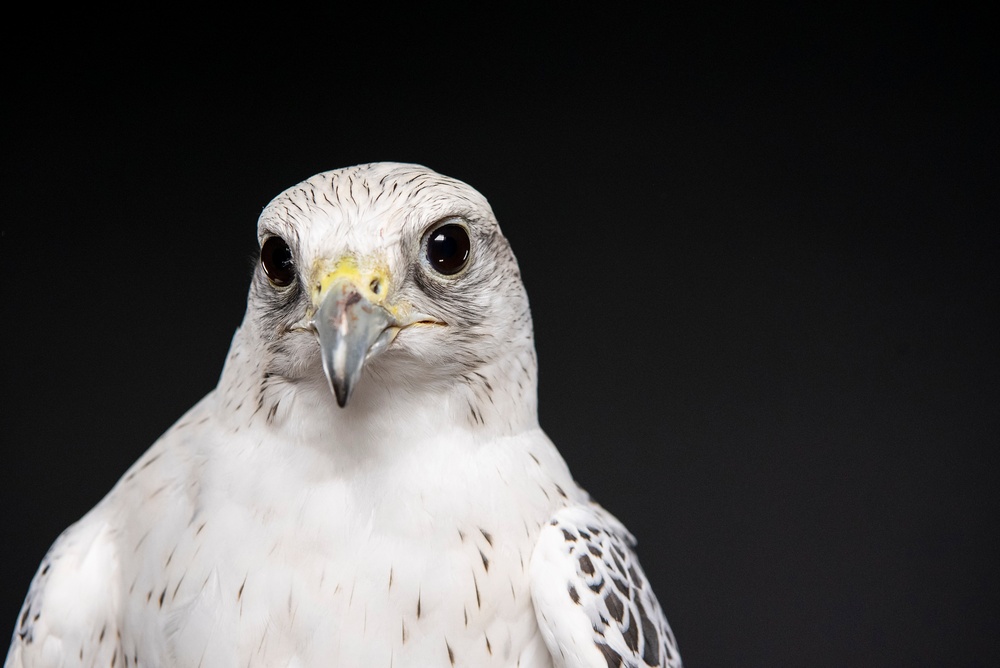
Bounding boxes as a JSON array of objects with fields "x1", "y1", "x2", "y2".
[
  {"x1": 425, "y1": 223, "x2": 471, "y2": 275},
  {"x1": 260, "y1": 236, "x2": 296, "y2": 286}
]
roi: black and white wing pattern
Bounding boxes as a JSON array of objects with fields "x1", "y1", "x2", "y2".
[{"x1": 530, "y1": 504, "x2": 682, "y2": 668}]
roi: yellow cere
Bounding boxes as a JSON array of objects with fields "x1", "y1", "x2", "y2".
[{"x1": 312, "y1": 255, "x2": 396, "y2": 311}]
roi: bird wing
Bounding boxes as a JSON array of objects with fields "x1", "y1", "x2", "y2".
[
  {"x1": 530, "y1": 503, "x2": 682, "y2": 668},
  {"x1": 5, "y1": 515, "x2": 121, "y2": 668}
]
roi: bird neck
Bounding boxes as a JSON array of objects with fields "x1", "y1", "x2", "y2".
[{"x1": 213, "y1": 325, "x2": 540, "y2": 464}]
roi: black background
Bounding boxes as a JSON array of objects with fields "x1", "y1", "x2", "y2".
[{"x1": 1, "y1": 7, "x2": 996, "y2": 666}]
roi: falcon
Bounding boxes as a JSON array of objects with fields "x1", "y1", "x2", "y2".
[{"x1": 6, "y1": 163, "x2": 682, "y2": 667}]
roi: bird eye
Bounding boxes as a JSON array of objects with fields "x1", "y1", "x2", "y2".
[
  {"x1": 425, "y1": 223, "x2": 471, "y2": 275},
  {"x1": 260, "y1": 236, "x2": 296, "y2": 287}
]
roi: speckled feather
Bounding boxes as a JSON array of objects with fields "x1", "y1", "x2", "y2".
[
  {"x1": 532, "y1": 507, "x2": 681, "y2": 668},
  {"x1": 6, "y1": 163, "x2": 681, "y2": 668}
]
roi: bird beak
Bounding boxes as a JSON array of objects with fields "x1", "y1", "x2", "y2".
[{"x1": 310, "y1": 268, "x2": 398, "y2": 408}]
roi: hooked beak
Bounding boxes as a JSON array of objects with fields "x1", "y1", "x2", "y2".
[{"x1": 310, "y1": 276, "x2": 399, "y2": 408}]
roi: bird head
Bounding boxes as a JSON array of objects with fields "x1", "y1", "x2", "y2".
[{"x1": 241, "y1": 163, "x2": 535, "y2": 418}]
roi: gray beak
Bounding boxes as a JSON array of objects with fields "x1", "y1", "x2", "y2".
[{"x1": 310, "y1": 278, "x2": 398, "y2": 407}]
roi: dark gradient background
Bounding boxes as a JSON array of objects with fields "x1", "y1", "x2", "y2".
[{"x1": 2, "y1": 7, "x2": 996, "y2": 666}]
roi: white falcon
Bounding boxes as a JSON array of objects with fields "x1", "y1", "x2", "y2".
[{"x1": 6, "y1": 163, "x2": 682, "y2": 668}]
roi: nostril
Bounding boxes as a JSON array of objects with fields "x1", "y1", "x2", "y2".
[{"x1": 370, "y1": 278, "x2": 381, "y2": 295}]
